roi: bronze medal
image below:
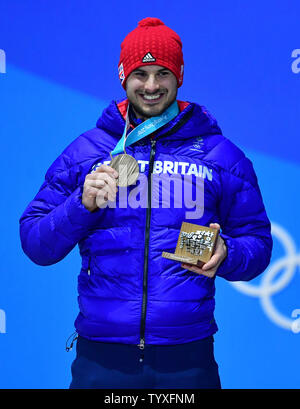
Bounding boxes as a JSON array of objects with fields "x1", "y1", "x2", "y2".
[{"x1": 110, "y1": 154, "x2": 139, "y2": 187}]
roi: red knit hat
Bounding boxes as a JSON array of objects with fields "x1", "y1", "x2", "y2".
[{"x1": 118, "y1": 17, "x2": 184, "y2": 89}]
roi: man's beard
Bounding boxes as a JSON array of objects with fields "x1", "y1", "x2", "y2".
[{"x1": 128, "y1": 92, "x2": 178, "y2": 120}]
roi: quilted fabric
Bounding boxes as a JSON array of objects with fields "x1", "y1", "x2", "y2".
[{"x1": 19, "y1": 99, "x2": 273, "y2": 345}]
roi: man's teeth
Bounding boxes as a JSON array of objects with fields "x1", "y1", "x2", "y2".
[{"x1": 142, "y1": 94, "x2": 162, "y2": 100}]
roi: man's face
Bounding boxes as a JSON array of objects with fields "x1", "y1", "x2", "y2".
[{"x1": 126, "y1": 65, "x2": 178, "y2": 120}]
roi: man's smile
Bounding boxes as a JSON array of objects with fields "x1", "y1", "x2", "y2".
[{"x1": 138, "y1": 92, "x2": 165, "y2": 104}]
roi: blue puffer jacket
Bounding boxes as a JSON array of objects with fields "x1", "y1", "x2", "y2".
[{"x1": 19, "y1": 99, "x2": 272, "y2": 346}]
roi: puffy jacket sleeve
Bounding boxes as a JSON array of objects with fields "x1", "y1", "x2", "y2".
[
  {"x1": 19, "y1": 152, "x2": 102, "y2": 266},
  {"x1": 216, "y1": 156, "x2": 273, "y2": 282}
]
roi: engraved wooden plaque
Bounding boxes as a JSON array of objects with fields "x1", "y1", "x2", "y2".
[{"x1": 162, "y1": 222, "x2": 219, "y2": 266}]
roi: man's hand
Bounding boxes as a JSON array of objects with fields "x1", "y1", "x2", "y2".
[
  {"x1": 181, "y1": 223, "x2": 227, "y2": 278},
  {"x1": 82, "y1": 165, "x2": 118, "y2": 212}
]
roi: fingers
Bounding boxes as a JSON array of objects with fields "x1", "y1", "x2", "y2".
[
  {"x1": 88, "y1": 167, "x2": 118, "y2": 184},
  {"x1": 181, "y1": 263, "x2": 202, "y2": 274},
  {"x1": 201, "y1": 222, "x2": 224, "y2": 270},
  {"x1": 82, "y1": 185, "x2": 101, "y2": 199},
  {"x1": 95, "y1": 164, "x2": 118, "y2": 178},
  {"x1": 202, "y1": 253, "x2": 220, "y2": 271},
  {"x1": 86, "y1": 178, "x2": 106, "y2": 189},
  {"x1": 85, "y1": 168, "x2": 118, "y2": 200},
  {"x1": 96, "y1": 183, "x2": 117, "y2": 202},
  {"x1": 91, "y1": 175, "x2": 117, "y2": 196},
  {"x1": 181, "y1": 263, "x2": 216, "y2": 278},
  {"x1": 202, "y1": 234, "x2": 227, "y2": 271},
  {"x1": 209, "y1": 222, "x2": 220, "y2": 230},
  {"x1": 82, "y1": 165, "x2": 119, "y2": 211}
]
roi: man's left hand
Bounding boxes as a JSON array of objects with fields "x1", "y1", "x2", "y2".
[{"x1": 181, "y1": 223, "x2": 227, "y2": 278}]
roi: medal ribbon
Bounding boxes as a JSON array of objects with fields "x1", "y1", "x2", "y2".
[{"x1": 111, "y1": 100, "x2": 179, "y2": 156}]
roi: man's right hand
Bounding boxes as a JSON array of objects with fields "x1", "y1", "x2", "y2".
[{"x1": 82, "y1": 164, "x2": 119, "y2": 212}]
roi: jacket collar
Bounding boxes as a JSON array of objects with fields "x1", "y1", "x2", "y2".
[{"x1": 96, "y1": 98, "x2": 222, "y2": 141}]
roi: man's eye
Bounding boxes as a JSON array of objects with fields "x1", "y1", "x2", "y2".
[
  {"x1": 135, "y1": 72, "x2": 146, "y2": 77},
  {"x1": 159, "y1": 71, "x2": 169, "y2": 76}
]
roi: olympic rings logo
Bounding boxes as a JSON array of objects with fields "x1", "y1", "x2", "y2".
[{"x1": 230, "y1": 222, "x2": 300, "y2": 333}]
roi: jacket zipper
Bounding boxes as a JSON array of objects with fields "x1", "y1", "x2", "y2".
[
  {"x1": 87, "y1": 256, "x2": 91, "y2": 276},
  {"x1": 138, "y1": 138, "x2": 156, "y2": 350}
]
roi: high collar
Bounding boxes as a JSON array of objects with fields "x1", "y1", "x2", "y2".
[
  {"x1": 128, "y1": 104, "x2": 144, "y2": 127},
  {"x1": 96, "y1": 98, "x2": 222, "y2": 141}
]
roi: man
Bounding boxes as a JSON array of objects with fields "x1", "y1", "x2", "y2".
[{"x1": 19, "y1": 18, "x2": 272, "y2": 389}]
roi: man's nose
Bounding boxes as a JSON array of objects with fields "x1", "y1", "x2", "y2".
[{"x1": 144, "y1": 75, "x2": 160, "y2": 93}]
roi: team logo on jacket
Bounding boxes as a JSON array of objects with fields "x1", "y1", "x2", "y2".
[
  {"x1": 142, "y1": 52, "x2": 156, "y2": 63},
  {"x1": 190, "y1": 136, "x2": 204, "y2": 153},
  {"x1": 90, "y1": 159, "x2": 212, "y2": 181}
]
